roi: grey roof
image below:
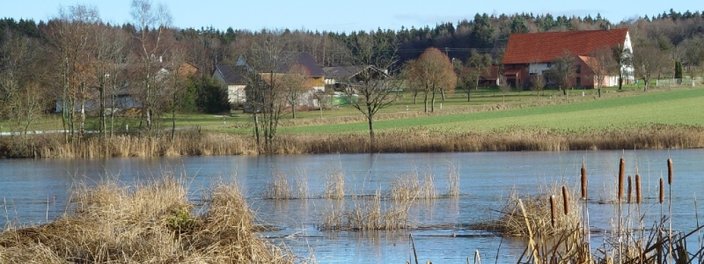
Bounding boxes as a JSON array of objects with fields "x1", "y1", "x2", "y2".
[
  {"x1": 277, "y1": 52, "x2": 325, "y2": 77},
  {"x1": 323, "y1": 65, "x2": 391, "y2": 81},
  {"x1": 214, "y1": 64, "x2": 247, "y2": 85},
  {"x1": 323, "y1": 65, "x2": 370, "y2": 80}
]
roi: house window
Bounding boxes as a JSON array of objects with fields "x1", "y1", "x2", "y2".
[
  {"x1": 576, "y1": 65, "x2": 581, "y2": 74},
  {"x1": 576, "y1": 77, "x2": 581, "y2": 87}
]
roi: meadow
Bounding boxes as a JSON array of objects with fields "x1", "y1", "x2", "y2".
[{"x1": 2, "y1": 86, "x2": 704, "y2": 158}]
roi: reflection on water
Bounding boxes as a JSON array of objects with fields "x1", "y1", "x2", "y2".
[{"x1": 1, "y1": 150, "x2": 703, "y2": 263}]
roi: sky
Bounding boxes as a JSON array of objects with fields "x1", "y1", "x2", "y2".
[{"x1": 1, "y1": 0, "x2": 703, "y2": 32}]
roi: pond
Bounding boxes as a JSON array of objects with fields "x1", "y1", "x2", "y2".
[{"x1": 1, "y1": 150, "x2": 702, "y2": 263}]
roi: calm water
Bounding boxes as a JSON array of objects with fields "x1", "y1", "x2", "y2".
[{"x1": 1, "y1": 150, "x2": 703, "y2": 263}]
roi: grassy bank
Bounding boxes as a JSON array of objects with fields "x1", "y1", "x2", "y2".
[
  {"x1": 0, "y1": 178, "x2": 292, "y2": 263},
  {"x1": 2, "y1": 124, "x2": 703, "y2": 158}
]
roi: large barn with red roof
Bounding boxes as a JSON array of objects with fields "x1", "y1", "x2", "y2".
[{"x1": 502, "y1": 28, "x2": 634, "y2": 89}]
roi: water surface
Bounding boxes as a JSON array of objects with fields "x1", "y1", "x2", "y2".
[{"x1": 1, "y1": 150, "x2": 702, "y2": 263}]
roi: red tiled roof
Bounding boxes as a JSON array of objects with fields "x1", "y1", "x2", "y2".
[{"x1": 502, "y1": 28, "x2": 628, "y2": 64}]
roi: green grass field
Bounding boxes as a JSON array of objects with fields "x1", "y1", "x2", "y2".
[
  {"x1": 282, "y1": 87, "x2": 704, "y2": 134},
  {"x1": 2, "y1": 86, "x2": 702, "y2": 136}
]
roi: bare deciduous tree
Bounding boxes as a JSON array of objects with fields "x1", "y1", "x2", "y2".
[
  {"x1": 245, "y1": 33, "x2": 293, "y2": 153},
  {"x1": 587, "y1": 47, "x2": 617, "y2": 97},
  {"x1": 43, "y1": 5, "x2": 100, "y2": 141},
  {"x1": 344, "y1": 33, "x2": 398, "y2": 151},
  {"x1": 130, "y1": 0, "x2": 172, "y2": 132},
  {"x1": 0, "y1": 33, "x2": 47, "y2": 136},
  {"x1": 634, "y1": 41, "x2": 672, "y2": 91},
  {"x1": 404, "y1": 47, "x2": 456, "y2": 112},
  {"x1": 283, "y1": 64, "x2": 308, "y2": 119},
  {"x1": 545, "y1": 52, "x2": 576, "y2": 96}
]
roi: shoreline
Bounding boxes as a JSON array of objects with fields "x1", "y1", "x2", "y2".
[{"x1": 1, "y1": 124, "x2": 703, "y2": 159}]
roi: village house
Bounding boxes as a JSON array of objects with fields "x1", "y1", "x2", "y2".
[
  {"x1": 213, "y1": 52, "x2": 326, "y2": 109},
  {"x1": 213, "y1": 57, "x2": 249, "y2": 106},
  {"x1": 323, "y1": 65, "x2": 390, "y2": 90},
  {"x1": 502, "y1": 28, "x2": 634, "y2": 89}
]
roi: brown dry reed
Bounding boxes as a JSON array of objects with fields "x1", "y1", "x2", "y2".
[
  {"x1": 265, "y1": 173, "x2": 292, "y2": 200},
  {"x1": 323, "y1": 170, "x2": 345, "y2": 199},
  {"x1": 659, "y1": 177, "x2": 665, "y2": 204},
  {"x1": 667, "y1": 158, "x2": 673, "y2": 185},
  {"x1": 627, "y1": 176, "x2": 632, "y2": 204},
  {"x1": 562, "y1": 186, "x2": 570, "y2": 215},
  {"x1": 321, "y1": 190, "x2": 411, "y2": 231},
  {"x1": 618, "y1": 158, "x2": 625, "y2": 201},
  {"x1": 390, "y1": 172, "x2": 437, "y2": 202},
  {"x1": 635, "y1": 174, "x2": 642, "y2": 204},
  {"x1": 549, "y1": 195, "x2": 556, "y2": 228},
  {"x1": 447, "y1": 163, "x2": 460, "y2": 198},
  {"x1": 5, "y1": 124, "x2": 704, "y2": 159},
  {"x1": 0, "y1": 178, "x2": 292, "y2": 263},
  {"x1": 580, "y1": 161, "x2": 587, "y2": 200}
]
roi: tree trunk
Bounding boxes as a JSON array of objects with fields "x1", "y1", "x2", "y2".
[
  {"x1": 171, "y1": 103, "x2": 176, "y2": 141},
  {"x1": 423, "y1": 90, "x2": 429, "y2": 113},
  {"x1": 291, "y1": 102, "x2": 296, "y2": 119},
  {"x1": 431, "y1": 87, "x2": 436, "y2": 112},
  {"x1": 467, "y1": 86, "x2": 471, "y2": 102},
  {"x1": 367, "y1": 115, "x2": 375, "y2": 153},
  {"x1": 413, "y1": 90, "x2": 418, "y2": 104},
  {"x1": 440, "y1": 88, "x2": 446, "y2": 102}
]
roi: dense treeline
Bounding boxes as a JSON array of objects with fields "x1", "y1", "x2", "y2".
[{"x1": 1, "y1": 5, "x2": 703, "y2": 139}]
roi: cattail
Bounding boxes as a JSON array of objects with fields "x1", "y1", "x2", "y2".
[
  {"x1": 659, "y1": 178, "x2": 665, "y2": 204},
  {"x1": 550, "y1": 195, "x2": 556, "y2": 228},
  {"x1": 627, "y1": 176, "x2": 632, "y2": 204},
  {"x1": 562, "y1": 186, "x2": 570, "y2": 215},
  {"x1": 580, "y1": 161, "x2": 588, "y2": 200},
  {"x1": 635, "y1": 174, "x2": 642, "y2": 204},
  {"x1": 618, "y1": 158, "x2": 625, "y2": 201},
  {"x1": 667, "y1": 158, "x2": 673, "y2": 185}
]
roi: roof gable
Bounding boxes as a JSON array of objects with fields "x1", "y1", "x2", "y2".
[
  {"x1": 277, "y1": 52, "x2": 325, "y2": 77},
  {"x1": 503, "y1": 28, "x2": 628, "y2": 64},
  {"x1": 214, "y1": 64, "x2": 247, "y2": 85}
]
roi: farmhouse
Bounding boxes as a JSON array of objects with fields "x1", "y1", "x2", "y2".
[
  {"x1": 214, "y1": 53, "x2": 326, "y2": 109},
  {"x1": 323, "y1": 65, "x2": 390, "y2": 90},
  {"x1": 213, "y1": 61, "x2": 248, "y2": 105},
  {"x1": 502, "y1": 28, "x2": 634, "y2": 89}
]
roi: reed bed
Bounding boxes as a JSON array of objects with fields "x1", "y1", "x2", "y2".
[
  {"x1": 480, "y1": 157, "x2": 704, "y2": 264},
  {"x1": 446, "y1": 163, "x2": 460, "y2": 198},
  {"x1": 0, "y1": 178, "x2": 293, "y2": 263},
  {"x1": 390, "y1": 171, "x2": 437, "y2": 202},
  {"x1": 321, "y1": 190, "x2": 411, "y2": 231},
  {"x1": 323, "y1": 170, "x2": 345, "y2": 200},
  {"x1": 264, "y1": 172, "x2": 293, "y2": 200},
  {"x1": 3, "y1": 124, "x2": 704, "y2": 159}
]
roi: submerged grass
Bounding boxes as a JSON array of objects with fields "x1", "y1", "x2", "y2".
[
  {"x1": 0, "y1": 178, "x2": 293, "y2": 263},
  {"x1": 321, "y1": 190, "x2": 411, "y2": 232},
  {"x1": 323, "y1": 170, "x2": 345, "y2": 200}
]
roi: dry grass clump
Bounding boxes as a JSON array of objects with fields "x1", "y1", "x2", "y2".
[
  {"x1": 264, "y1": 173, "x2": 292, "y2": 200},
  {"x1": 447, "y1": 163, "x2": 460, "y2": 198},
  {"x1": 321, "y1": 190, "x2": 411, "y2": 231},
  {"x1": 494, "y1": 186, "x2": 583, "y2": 238},
  {"x1": 287, "y1": 124, "x2": 704, "y2": 154},
  {"x1": 23, "y1": 129, "x2": 256, "y2": 159},
  {"x1": 0, "y1": 178, "x2": 292, "y2": 263},
  {"x1": 4, "y1": 124, "x2": 704, "y2": 159},
  {"x1": 323, "y1": 170, "x2": 345, "y2": 199},
  {"x1": 390, "y1": 171, "x2": 437, "y2": 202}
]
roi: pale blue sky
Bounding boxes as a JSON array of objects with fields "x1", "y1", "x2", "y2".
[{"x1": 1, "y1": 1, "x2": 702, "y2": 32}]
